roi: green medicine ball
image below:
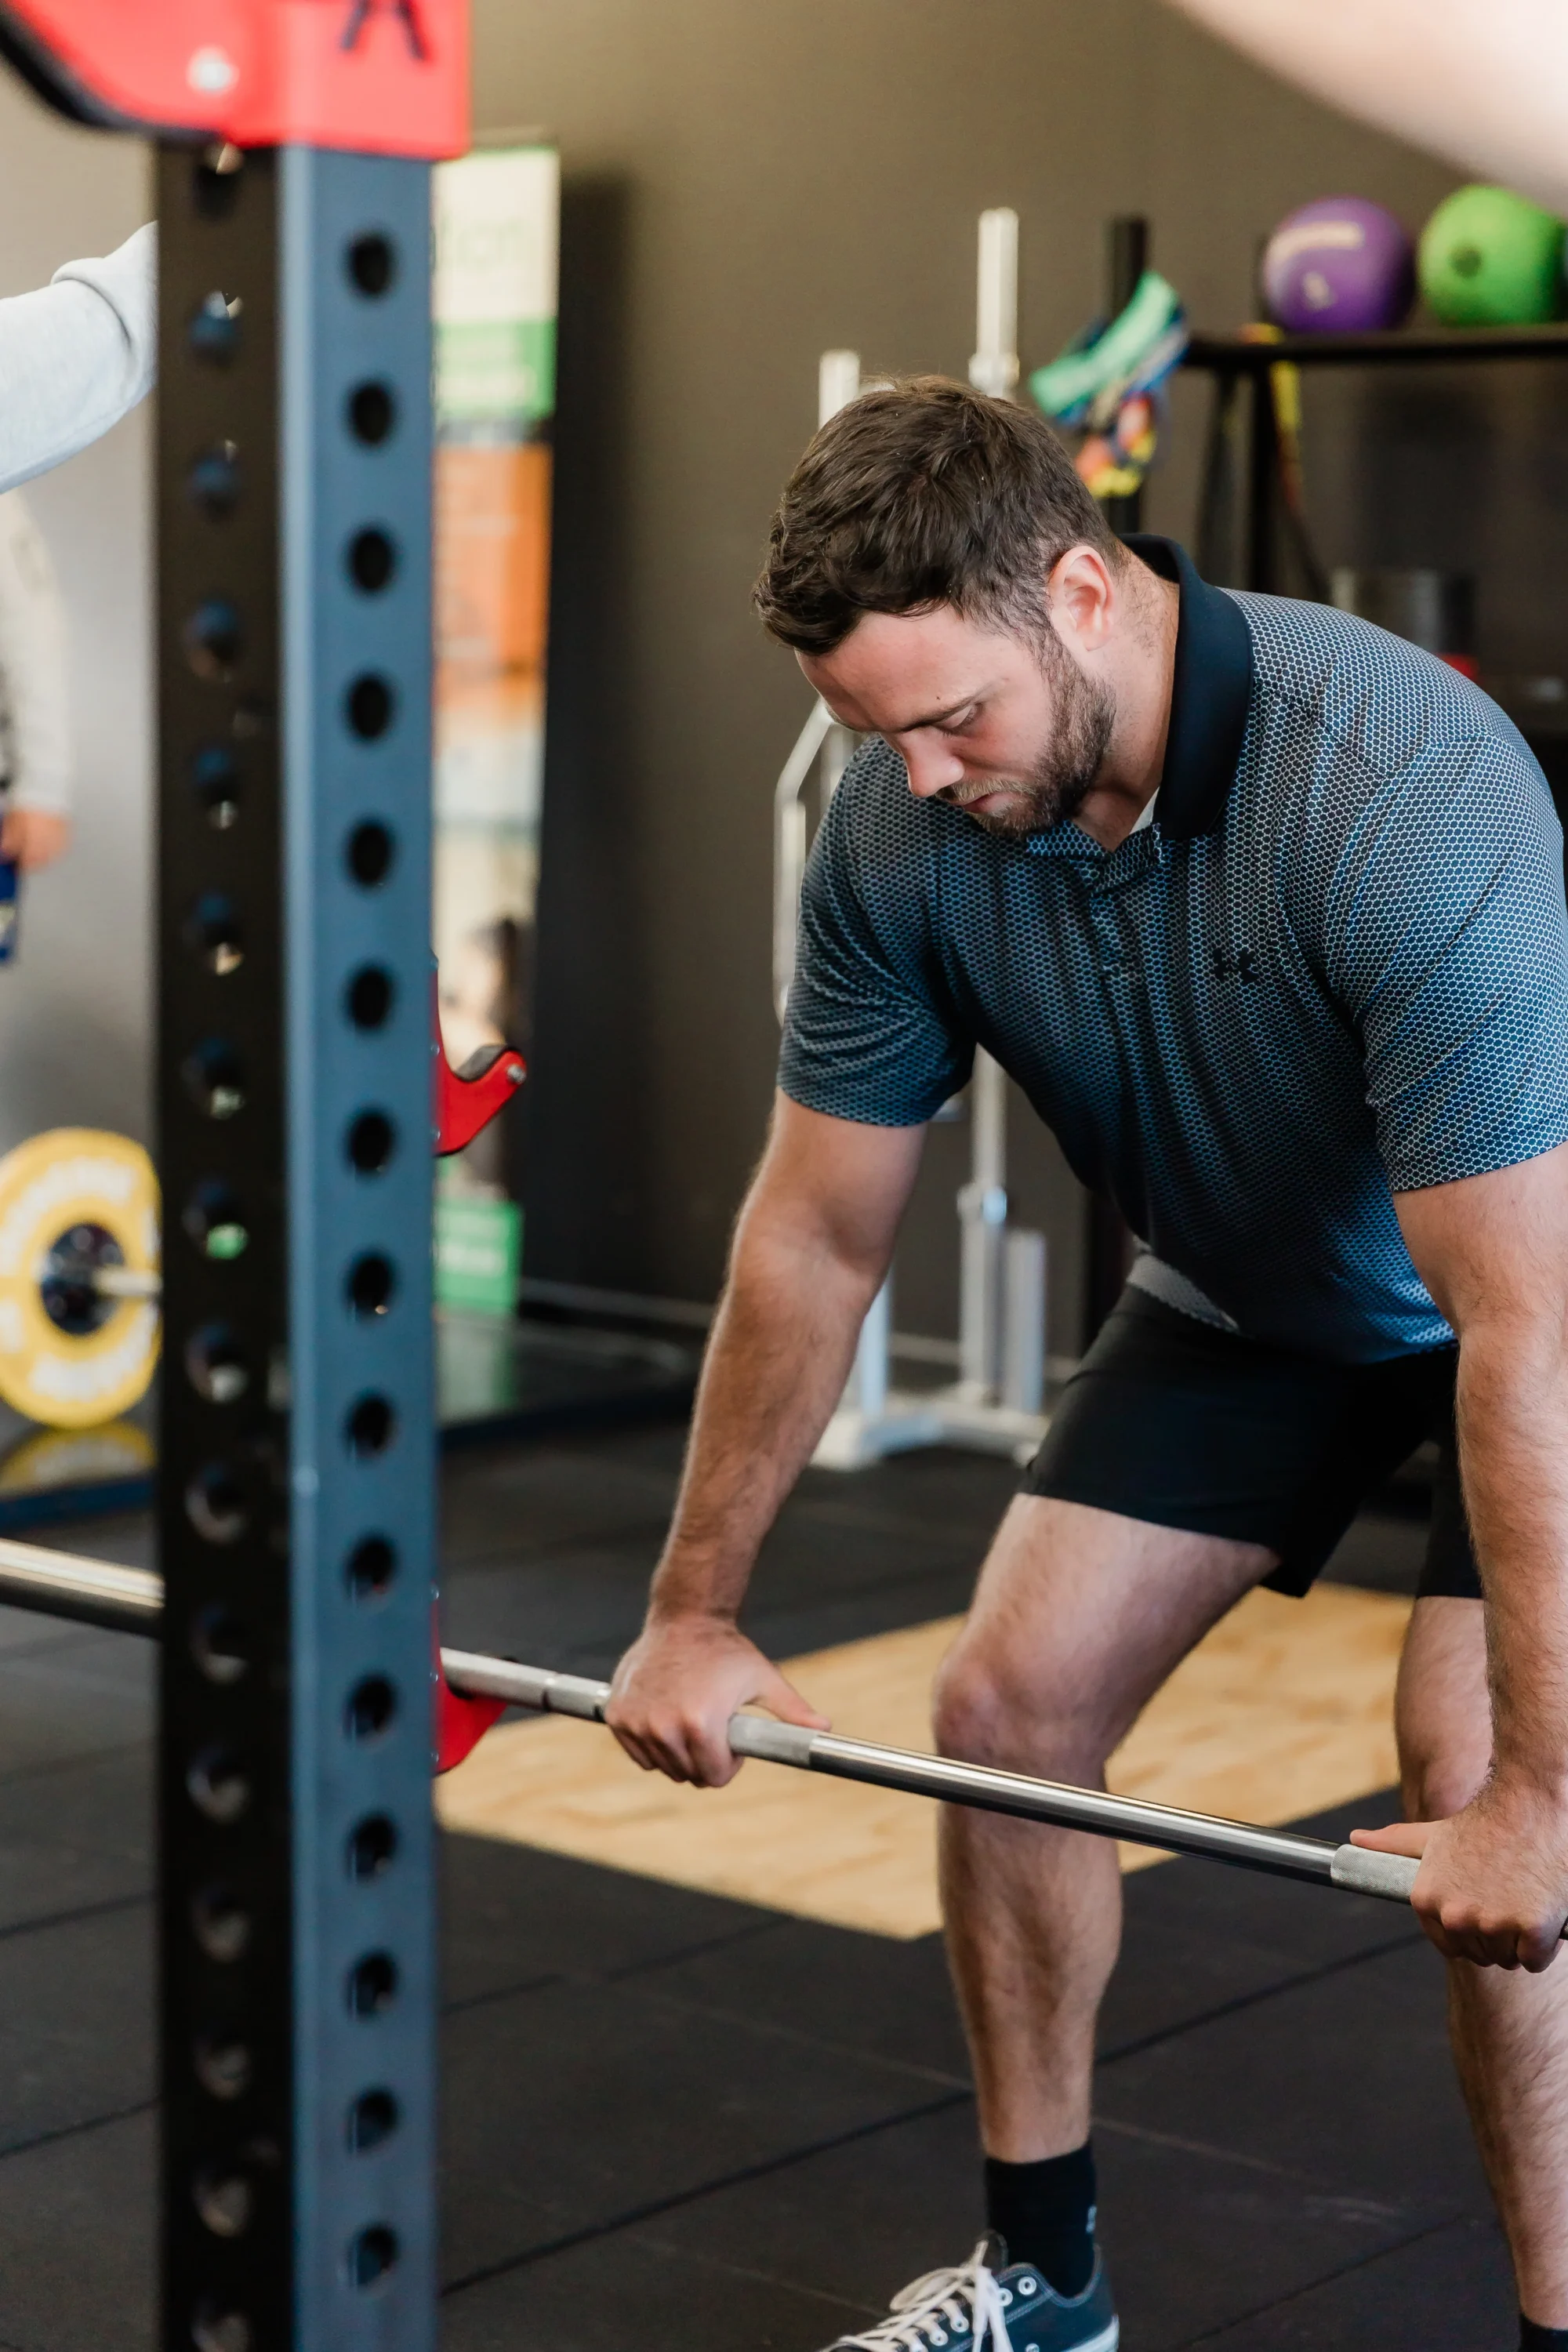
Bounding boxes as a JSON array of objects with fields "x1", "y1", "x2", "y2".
[{"x1": 1418, "y1": 184, "x2": 1566, "y2": 325}]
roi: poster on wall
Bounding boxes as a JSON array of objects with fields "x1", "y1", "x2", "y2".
[{"x1": 431, "y1": 141, "x2": 559, "y2": 1316}]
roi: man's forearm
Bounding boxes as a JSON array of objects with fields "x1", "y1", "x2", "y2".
[
  {"x1": 647, "y1": 1224, "x2": 879, "y2": 1624},
  {"x1": 1456, "y1": 1325, "x2": 1568, "y2": 1796}
]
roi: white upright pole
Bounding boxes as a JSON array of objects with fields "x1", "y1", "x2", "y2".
[
  {"x1": 970, "y1": 209, "x2": 1020, "y2": 400},
  {"x1": 954, "y1": 212, "x2": 1022, "y2": 1403},
  {"x1": 818, "y1": 348, "x2": 864, "y2": 430}
]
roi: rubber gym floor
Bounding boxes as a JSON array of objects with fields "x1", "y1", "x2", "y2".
[{"x1": 0, "y1": 1419, "x2": 1519, "y2": 2351}]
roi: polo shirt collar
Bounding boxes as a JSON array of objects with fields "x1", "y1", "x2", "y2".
[{"x1": 1123, "y1": 535, "x2": 1254, "y2": 842}]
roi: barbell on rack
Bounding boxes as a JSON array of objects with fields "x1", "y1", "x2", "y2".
[{"x1": 0, "y1": 1530, "x2": 1432, "y2": 1914}]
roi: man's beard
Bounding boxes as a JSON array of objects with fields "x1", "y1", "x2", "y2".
[{"x1": 940, "y1": 644, "x2": 1116, "y2": 839}]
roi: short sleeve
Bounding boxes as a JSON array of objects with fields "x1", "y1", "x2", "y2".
[
  {"x1": 778, "y1": 749, "x2": 973, "y2": 1126},
  {"x1": 1320, "y1": 735, "x2": 1568, "y2": 1192}
]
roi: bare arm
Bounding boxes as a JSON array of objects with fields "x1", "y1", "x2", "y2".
[
  {"x1": 1160, "y1": 0, "x2": 1568, "y2": 216},
  {"x1": 606, "y1": 1093, "x2": 925, "y2": 1785},
  {"x1": 1356, "y1": 1143, "x2": 1568, "y2": 1966}
]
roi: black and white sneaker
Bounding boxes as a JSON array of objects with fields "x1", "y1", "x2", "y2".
[{"x1": 827, "y1": 2235, "x2": 1117, "y2": 2352}]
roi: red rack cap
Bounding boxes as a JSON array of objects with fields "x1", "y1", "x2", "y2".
[{"x1": 0, "y1": 0, "x2": 468, "y2": 158}]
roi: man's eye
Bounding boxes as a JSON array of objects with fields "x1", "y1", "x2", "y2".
[{"x1": 941, "y1": 710, "x2": 978, "y2": 736}]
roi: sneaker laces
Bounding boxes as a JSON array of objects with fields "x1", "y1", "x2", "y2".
[{"x1": 834, "y1": 2238, "x2": 1014, "y2": 2350}]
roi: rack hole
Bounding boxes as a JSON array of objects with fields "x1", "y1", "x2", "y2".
[
  {"x1": 183, "y1": 1179, "x2": 249, "y2": 1262},
  {"x1": 181, "y1": 1039, "x2": 245, "y2": 1121},
  {"x1": 350, "y1": 2223, "x2": 399, "y2": 2288},
  {"x1": 348, "y1": 528, "x2": 397, "y2": 593},
  {"x1": 346, "y1": 674, "x2": 394, "y2": 741},
  {"x1": 188, "y1": 443, "x2": 241, "y2": 517},
  {"x1": 347, "y1": 1951, "x2": 398, "y2": 2018},
  {"x1": 185, "y1": 1461, "x2": 248, "y2": 1545},
  {"x1": 193, "y1": 2168, "x2": 252, "y2": 2239},
  {"x1": 193, "y1": 142, "x2": 244, "y2": 218},
  {"x1": 347, "y1": 381, "x2": 396, "y2": 445},
  {"x1": 188, "y1": 290, "x2": 242, "y2": 366},
  {"x1": 191, "y1": 1885, "x2": 251, "y2": 1964},
  {"x1": 346, "y1": 1534, "x2": 396, "y2": 1601},
  {"x1": 347, "y1": 1254, "x2": 396, "y2": 1319},
  {"x1": 346, "y1": 818, "x2": 395, "y2": 887},
  {"x1": 346, "y1": 1395, "x2": 396, "y2": 1458},
  {"x1": 191, "y1": 745, "x2": 241, "y2": 829},
  {"x1": 183, "y1": 891, "x2": 243, "y2": 977},
  {"x1": 194, "y1": 2034, "x2": 252, "y2": 2101},
  {"x1": 347, "y1": 1813, "x2": 398, "y2": 1881},
  {"x1": 347, "y1": 2089, "x2": 400, "y2": 2153},
  {"x1": 185, "y1": 1323, "x2": 249, "y2": 1406},
  {"x1": 346, "y1": 1675, "x2": 397, "y2": 1741},
  {"x1": 191, "y1": 1603, "x2": 249, "y2": 1686},
  {"x1": 347, "y1": 1111, "x2": 396, "y2": 1175},
  {"x1": 187, "y1": 1747, "x2": 250, "y2": 1824},
  {"x1": 346, "y1": 965, "x2": 394, "y2": 1030},
  {"x1": 191, "y1": 2303, "x2": 252, "y2": 2352},
  {"x1": 183, "y1": 600, "x2": 243, "y2": 684},
  {"x1": 347, "y1": 233, "x2": 397, "y2": 296}
]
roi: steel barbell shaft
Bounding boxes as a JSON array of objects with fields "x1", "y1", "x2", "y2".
[
  {"x1": 0, "y1": 1538, "x2": 1419, "y2": 1909},
  {"x1": 438, "y1": 1650, "x2": 1414, "y2": 1903}
]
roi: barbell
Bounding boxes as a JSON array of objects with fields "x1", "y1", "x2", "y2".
[{"x1": 0, "y1": 1530, "x2": 1427, "y2": 1912}]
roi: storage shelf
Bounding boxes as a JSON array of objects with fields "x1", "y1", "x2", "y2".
[{"x1": 1185, "y1": 323, "x2": 1568, "y2": 372}]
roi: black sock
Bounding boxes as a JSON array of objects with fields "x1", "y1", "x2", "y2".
[
  {"x1": 983, "y1": 2144, "x2": 1098, "y2": 2300},
  {"x1": 1520, "y1": 2322, "x2": 1568, "y2": 2350}
]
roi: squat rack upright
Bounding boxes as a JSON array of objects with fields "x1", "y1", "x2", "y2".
[{"x1": 0, "y1": 5, "x2": 469, "y2": 2347}]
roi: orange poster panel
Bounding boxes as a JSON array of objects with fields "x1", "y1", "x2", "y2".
[{"x1": 434, "y1": 442, "x2": 553, "y2": 682}]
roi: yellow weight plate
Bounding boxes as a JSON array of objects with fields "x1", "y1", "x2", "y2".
[{"x1": 0, "y1": 1129, "x2": 161, "y2": 1429}]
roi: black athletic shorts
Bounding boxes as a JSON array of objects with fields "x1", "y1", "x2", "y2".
[{"x1": 1022, "y1": 1287, "x2": 1477, "y2": 1601}]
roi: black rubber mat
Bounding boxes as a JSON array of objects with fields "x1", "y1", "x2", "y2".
[
  {"x1": 0, "y1": 1443, "x2": 1504, "y2": 2352},
  {"x1": 0, "y1": 1746, "x2": 150, "y2": 1935},
  {"x1": 440, "y1": 1971, "x2": 956, "y2": 2288},
  {"x1": 1190, "y1": 2213, "x2": 1515, "y2": 2347},
  {"x1": 0, "y1": 2108, "x2": 155, "y2": 2352},
  {"x1": 441, "y1": 2228, "x2": 866, "y2": 2352},
  {"x1": 0, "y1": 1901, "x2": 152, "y2": 2154}
]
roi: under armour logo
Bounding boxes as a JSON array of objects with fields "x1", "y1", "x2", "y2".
[
  {"x1": 1212, "y1": 945, "x2": 1259, "y2": 982},
  {"x1": 339, "y1": 0, "x2": 428, "y2": 58}
]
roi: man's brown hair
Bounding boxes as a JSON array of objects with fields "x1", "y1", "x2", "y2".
[{"x1": 753, "y1": 376, "x2": 1122, "y2": 657}]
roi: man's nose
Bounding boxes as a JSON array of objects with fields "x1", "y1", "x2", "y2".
[{"x1": 901, "y1": 738, "x2": 965, "y2": 799}]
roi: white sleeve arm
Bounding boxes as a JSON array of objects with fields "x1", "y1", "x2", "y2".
[
  {"x1": 0, "y1": 222, "x2": 157, "y2": 498},
  {"x1": 0, "y1": 492, "x2": 71, "y2": 816},
  {"x1": 1159, "y1": 0, "x2": 1568, "y2": 217}
]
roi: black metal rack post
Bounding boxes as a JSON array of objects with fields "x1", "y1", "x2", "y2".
[{"x1": 158, "y1": 139, "x2": 440, "y2": 2350}]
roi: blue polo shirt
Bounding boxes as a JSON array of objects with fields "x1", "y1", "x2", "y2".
[{"x1": 778, "y1": 536, "x2": 1568, "y2": 1362}]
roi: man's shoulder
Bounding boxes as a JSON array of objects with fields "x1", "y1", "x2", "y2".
[{"x1": 1226, "y1": 586, "x2": 1540, "y2": 793}]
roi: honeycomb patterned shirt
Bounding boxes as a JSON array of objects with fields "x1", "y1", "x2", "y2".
[{"x1": 778, "y1": 537, "x2": 1568, "y2": 1363}]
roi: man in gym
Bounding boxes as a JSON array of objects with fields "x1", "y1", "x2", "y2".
[{"x1": 607, "y1": 378, "x2": 1568, "y2": 2352}]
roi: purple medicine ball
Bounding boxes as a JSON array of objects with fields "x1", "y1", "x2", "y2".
[{"x1": 1262, "y1": 197, "x2": 1415, "y2": 333}]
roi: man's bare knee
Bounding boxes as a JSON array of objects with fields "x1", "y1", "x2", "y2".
[{"x1": 931, "y1": 1637, "x2": 1109, "y2": 1784}]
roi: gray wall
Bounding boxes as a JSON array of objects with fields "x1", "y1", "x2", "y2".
[
  {"x1": 490, "y1": 0, "x2": 1521, "y2": 1352},
  {"x1": 1, "y1": 13, "x2": 1558, "y2": 1360},
  {"x1": 0, "y1": 82, "x2": 151, "y2": 1154}
]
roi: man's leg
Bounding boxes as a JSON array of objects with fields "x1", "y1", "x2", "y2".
[
  {"x1": 1398, "y1": 1596, "x2": 1568, "y2": 2331},
  {"x1": 932, "y1": 1495, "x2": 1272, "y2": 2165}
]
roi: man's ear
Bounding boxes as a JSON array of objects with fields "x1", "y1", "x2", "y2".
[{"x1": 1046, "y1": 544, "x2": 1116, "y2": 655}]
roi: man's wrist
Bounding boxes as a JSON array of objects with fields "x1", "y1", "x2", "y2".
[
  {"x1": 644, "y1": 1582, "x2": 740, "y2": 1634},
  {"x1": 1476, "y1": 1759, "x2": 1568, "y2": 1822}
]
